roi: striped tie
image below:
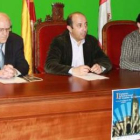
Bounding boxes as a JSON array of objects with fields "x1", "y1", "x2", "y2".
[{"x1": 0, "y1": 43, "x2": 4, "y2": 69}]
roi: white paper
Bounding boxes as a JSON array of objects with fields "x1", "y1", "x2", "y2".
[
  {"x1": 0, "y1": 75, "x2": 43, "y2": 84},
  {"x1": 0, "y1": 77, "x2": 27, "y2": 84},
  {"x1": 73, "y1": 73, "x2": 109, "y2": 81}
]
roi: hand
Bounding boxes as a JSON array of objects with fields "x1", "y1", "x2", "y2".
[
  {"x1": 72, "y1": 65, "x2": 90, "y2": 76},
  {"x1": 0, "y1": 64, "x2": 17, "y2": 79},
  {"x1": 90, "y1": 64, "x2": 103, "y2": 74}
]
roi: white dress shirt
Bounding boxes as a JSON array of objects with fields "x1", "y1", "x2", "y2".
[
  {"x1": 70, "y1": 34, "x2": 85, "y2": 67},
  {"x1": 68, "y1": 34, "x2": 106, "y2": 74},
  {"x1": 69, "y1": 34, "x2": 85, "y2": 74}
]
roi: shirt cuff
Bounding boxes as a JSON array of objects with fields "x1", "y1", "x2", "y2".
[
  {"x1": 101, "y1": 66, "x2": 106, "y2": 72},
  {"x1": 14, "y1": 69, "x2": 21, "y2": 77},
  {"x1": 68, "y1": 68, "x2": 73, "y2": 75}
]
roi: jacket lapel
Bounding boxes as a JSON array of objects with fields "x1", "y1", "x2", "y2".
[
  {"x1": 83, "y1": 37, "x2": 91, "y2": 65},
  {"x1": 4, "y1": 34, "x2": 13, "y2": 64},
  {"x1": 64, "y1": 30, "x2": 73, "y2": 65}
]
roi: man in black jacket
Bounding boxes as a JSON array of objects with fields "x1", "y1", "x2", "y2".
[
  {"x1": 45, "y1": 12, "x2": 112, "y2": 76},
  {"x1": 0, "y1": 13, "x2": 29, "y2": 78}
]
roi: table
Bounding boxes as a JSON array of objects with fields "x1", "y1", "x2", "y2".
[{"x1": 0, "y1": 69, "x2": 140, "y2": 140}]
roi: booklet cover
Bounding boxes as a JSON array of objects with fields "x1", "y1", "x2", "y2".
[
  {"x1": 112, "y1": 88, "x2": 140, "y2": 140},
  {"x1": 22, "y1": 75, "x2": 43, "y2": 82}
]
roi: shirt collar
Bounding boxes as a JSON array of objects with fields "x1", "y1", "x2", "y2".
[
  {"x1": 0, "y1": 43, "x2": 5, "y2": 53},
  {"x1": 69, "y1": 33, "x2": 85, "y2": 46}
]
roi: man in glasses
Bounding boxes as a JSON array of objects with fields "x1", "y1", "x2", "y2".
[{"x1": 0, "y1": 13, "x2": 29, "y2": 78}]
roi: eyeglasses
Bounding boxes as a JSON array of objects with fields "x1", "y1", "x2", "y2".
[{"x1": 0, "y1": 27, "x2": 11, "y2": 33}]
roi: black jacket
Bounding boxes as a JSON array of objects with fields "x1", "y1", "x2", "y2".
[{"x1": 4, "y1": 32, "x2": 29, "y2": 75}]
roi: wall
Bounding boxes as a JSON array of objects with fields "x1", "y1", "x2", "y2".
[{"x1": 0, "y1": 0, "x2": 139, "y2": 37}]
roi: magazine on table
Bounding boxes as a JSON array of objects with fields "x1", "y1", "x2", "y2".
[{"x1": 22, "y1": 75, "x2": 43, "y2": 82}]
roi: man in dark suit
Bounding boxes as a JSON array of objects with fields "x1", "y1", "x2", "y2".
[
  {"x1": 0, "y1": 13, "x2": 29, "y2": 78},
  {"x1": 45, "y1": 12, "x2": 112, "y2": 76}
]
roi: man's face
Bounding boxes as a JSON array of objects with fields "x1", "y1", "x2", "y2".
[
  {"x1": 67, "y1": 14, "x2": 87, "y2": 42},
  {"x1": 137, "y1": 22, "x2": 140, "y2": 32},
  {"x1": 0, "y1": 17, "x2": 11, "y2": 43}
]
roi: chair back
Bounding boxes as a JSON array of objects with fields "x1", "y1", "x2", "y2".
[
  {"x1": 102, "y1": 20, "x2": 137, "y2": 68},
  {"x1": 34, "y1": 3, "x2": 67, "y2": 73}
]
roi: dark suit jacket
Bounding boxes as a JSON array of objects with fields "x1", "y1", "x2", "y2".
[
  {"x1": 45, "y1": 30, "x2": 112, "y2": 75},
  {"x1": 4, "y1": 32, "x2": 29, "y2": 75}
]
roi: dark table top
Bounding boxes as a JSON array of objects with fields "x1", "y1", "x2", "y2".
[{"x1": 0, "y1": 69, "x2": 140, "y2": 101}]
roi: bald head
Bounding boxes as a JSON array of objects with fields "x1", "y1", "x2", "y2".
[
  {"x1": 0, "y1": 13, "x2": 11, "y2": 43},
  {"x1": 66, "y1": 12, "x2": 86, "y2": 28},
  {"x1": 66, "y1": 12, "x2": 87, "y2": 42},
  {"x1": 0, "y1": 13, "x2": 11, "y2": 25}
]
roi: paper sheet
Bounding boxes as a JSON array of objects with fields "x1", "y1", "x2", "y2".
[
  {"x1": 0, "y1": 75, "x2": 43, "y2": 84},
  {"x1": 73, "y1": 73, "x2": 109, "y2": 81},
  {"x1": 0, "y1": 77, "x2": 27, "y2": 84}
]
